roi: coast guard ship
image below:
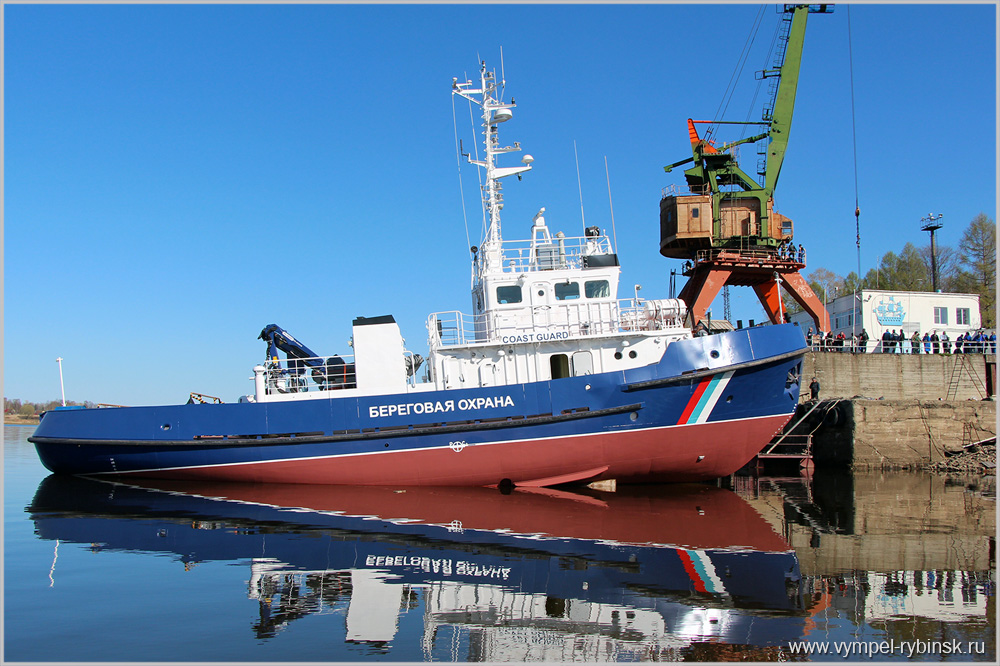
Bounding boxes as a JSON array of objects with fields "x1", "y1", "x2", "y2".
[{"x1": 31, "y1": 60, "x2": 807, "y2": 487}]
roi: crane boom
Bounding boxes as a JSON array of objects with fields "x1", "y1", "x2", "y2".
[
  {"x1": 764, "y1": 4, "x2": 831, "y2": 199},
  {"x1": 658, "y1": 3, "x2": 833, "y2": 333}
]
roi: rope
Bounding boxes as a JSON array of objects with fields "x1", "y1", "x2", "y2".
[
  {"x1": 738, "y1": 5, "x2": 774, "y2": 141},
  {"x1": 847, "y1": 5, "x2": 862, "y2": 279}
]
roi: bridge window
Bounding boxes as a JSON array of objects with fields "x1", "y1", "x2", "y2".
[
  {"x1": 555, "y1": 282, "x2": 580, "y2": 300},
  {"x1": 496, "y1": 285, "x2": 522, "y2": 304},
  {"x1": 585, "y1": 280, "x2": 610, "y2": 298}
]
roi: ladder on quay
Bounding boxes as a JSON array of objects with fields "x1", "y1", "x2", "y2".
[{"x1": 946, "y1": 355, "x2": 986, "y2": 400}]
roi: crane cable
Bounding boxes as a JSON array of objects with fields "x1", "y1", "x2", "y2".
[
  {"x1": 847, "y1": 5, "x2": 862, "y2": 279},
  {"x1": 741, "y1": 7, "x2": 782, "y2": 142},
  {"x1": 710, "y1": 4, "x2": 768, "y2": 143}
]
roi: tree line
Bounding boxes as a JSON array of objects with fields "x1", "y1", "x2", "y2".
[
  {"x1": 785, "y1": 213, "x2": 996, "y2": 327},
  {"x1": 4, "y1": 397, "x2": 96, "y2": 418}
]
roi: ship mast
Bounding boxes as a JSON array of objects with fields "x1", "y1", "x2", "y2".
[{"x1": 453, "y1": 60, "x2": 533, "y2": 276}]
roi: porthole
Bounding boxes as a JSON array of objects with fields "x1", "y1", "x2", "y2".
[
  {"x1": 710, "y1": 350, "x2": 720, "y2": 359},
  {"x1": 629, "y1": 350, "x2": 637, "y2": 359},
  {"x1": 629, "y1": 412, "x2": 638, "y2": 421},
  {"x1": 160, "y1": 423, "x2": 171, "y2": 431},
  {"x1": 614, "y1": 351, "x2": 623, "y2": 360},
  {"x1": 726, "y1": 395, "x2": 733, "y2": 403}
]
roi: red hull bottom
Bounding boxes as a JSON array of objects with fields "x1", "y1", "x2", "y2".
[{"x1": 118, "y1": 414, "x2": 792, "y2": 487}]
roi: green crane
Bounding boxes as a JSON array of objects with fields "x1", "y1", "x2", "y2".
[{"x1": 659, "y1": 4, "x2": 833, "y2": 332}]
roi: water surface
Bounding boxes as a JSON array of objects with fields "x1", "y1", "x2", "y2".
[{"x1": 4, "y1": 425, "x2": 994, "y2": 661}]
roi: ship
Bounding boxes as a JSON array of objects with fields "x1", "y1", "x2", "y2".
[{"x1": 30, "y1": 60, "x2": 807, "y2": 487}]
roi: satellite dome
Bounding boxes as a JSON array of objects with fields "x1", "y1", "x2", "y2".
[{"x1": 493, "y1": 108, "x2": 513, "y2": 123}]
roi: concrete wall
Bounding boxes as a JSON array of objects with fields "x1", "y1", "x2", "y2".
[
  {"x1": 801, "y1": 351, "x2": 994, "y2": 402},
  {"x1": 797, "y1": 398, "x2": 997, "y2": 468},
  {"x1": 848, "y1": 399, "x2": 995, "y2": 467}
]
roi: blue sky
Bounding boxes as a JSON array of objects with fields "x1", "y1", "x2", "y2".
[{"x1": 4, "y1": 3, "x2": 996, "y2": 406}]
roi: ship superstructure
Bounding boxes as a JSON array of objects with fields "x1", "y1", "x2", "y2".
[{"x1": 428, "y1": 61, "x2": 689, "y2": 391}]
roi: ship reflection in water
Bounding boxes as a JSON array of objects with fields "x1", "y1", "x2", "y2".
[{"x1": 29, "y1": 477, "x2": 806, "y2": 660}]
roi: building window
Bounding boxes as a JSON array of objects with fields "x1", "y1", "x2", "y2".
[
  {"x1": 585, "y1": 280, "x2": 610, "y2": 298},
  {"x1": 496, "y1": 285, "x2": 522, "y2": 304},
  {"x1": 934, "y1": 307, "x2": 948, "y2": 325},
  {"x1": 957, "y1": 308, "x2": 970, "y2": 326},
  {"x1": 835, "y1": 313, "x2": 854, "y2": 329},
  {"x1": 555, "y1": 282, "x2": 580, "y2": 300}
]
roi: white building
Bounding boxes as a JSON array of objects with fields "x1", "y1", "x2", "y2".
[{"x1": 789, "y1": 289, "x2": 983, "y2": 347}]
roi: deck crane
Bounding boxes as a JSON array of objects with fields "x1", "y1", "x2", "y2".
[{"x1": 660, "y1": 4, "x2": 833, "y2": 332}]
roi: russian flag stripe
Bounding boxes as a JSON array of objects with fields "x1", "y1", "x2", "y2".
[
  {"x1": 678, "y1": 370, "x2": 734, "y2": 425},
  {"x1": 677, "y1": 378, "x2": 711, "y2": 425}
]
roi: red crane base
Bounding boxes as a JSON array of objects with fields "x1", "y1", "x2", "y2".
[{"x1": 678, "y1": 251, "x2": 830, "y2": 332}]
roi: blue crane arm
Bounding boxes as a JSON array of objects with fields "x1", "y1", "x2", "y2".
[{"x1": 258, "y1": 324, "x2": 324, "y2": 370}]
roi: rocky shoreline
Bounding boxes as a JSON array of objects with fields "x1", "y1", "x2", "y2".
[{"x1": 927, "y1": 443, "x2": 997, "y2": 474}]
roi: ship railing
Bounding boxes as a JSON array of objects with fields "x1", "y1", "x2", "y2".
[
  {"x1": 260, "y1": 354, "x2": 359, "y2": 396},
  {"x1": 428, "y1": 299, "x2": 686, "y2": 349},
  {"x1": 491, "y1": 234, "x2": 615, "y2": 273},
  {"x1": 256, "y1": 350, "x2": 425, "y2": 395}
]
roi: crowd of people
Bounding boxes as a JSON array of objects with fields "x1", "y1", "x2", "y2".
[{"x1": 806, "y1": 327, "x2": 996, "y2": 354}]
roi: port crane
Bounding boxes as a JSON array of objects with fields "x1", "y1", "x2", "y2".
[{"x1": 660, "y1": 4, "x2": 832, "y2": 332}]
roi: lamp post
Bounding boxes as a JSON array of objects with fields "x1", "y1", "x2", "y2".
[
  {"x1": 921, "y1": 213, "x2": 944, "y2": 292},
  {"x1": 56, "y1": 357, "x2": 66, "y2": 407}
]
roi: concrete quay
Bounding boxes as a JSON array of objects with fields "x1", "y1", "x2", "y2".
[
  {"x1": 801, "y1": 349, "x2": 995, "y2": 402},
  {"x1": 780, "y1": 351, "x2": 996, "y2": 469}
]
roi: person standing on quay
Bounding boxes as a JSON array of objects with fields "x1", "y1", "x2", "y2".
[
  {"x1": 911, "y1": 330, "x2": 921, "y2": 354},
  {"x1": 923, "y1": 331, "x2": 931, "y2": 354},
  {"x1": 941, "y1": 330, "x2": 950, "y2": 354},
  {"x1": 931, "y1": 330, "x2": 940, "y2": 354},
  {"x1": 859, "y1": 329, "x2": 869, "y2": 353},
  {"x1": 809, "y1": 376, "x2": 820, "y2": 401}
]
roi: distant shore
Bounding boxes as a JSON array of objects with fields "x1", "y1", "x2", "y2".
[{"x1": 4, "y1": 416, "x2": 40, "y2": 426}]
